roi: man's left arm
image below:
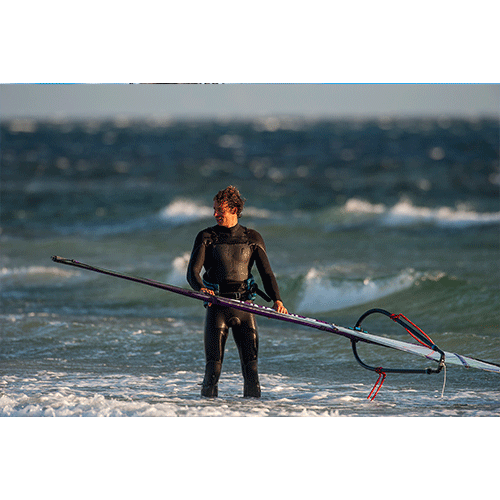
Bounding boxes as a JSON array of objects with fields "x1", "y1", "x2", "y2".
[{"x1": 251, "y1": 232, "x2": 288, "y2": 314}]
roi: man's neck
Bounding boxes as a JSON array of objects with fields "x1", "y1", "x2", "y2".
[{"x1": 218, "y1": 221, "x2": 239, "y2": 231}]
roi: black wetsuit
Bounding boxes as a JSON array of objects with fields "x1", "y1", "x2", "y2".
[{"x1": 187, "y1": 223, "x2": 282, "y2": 397}]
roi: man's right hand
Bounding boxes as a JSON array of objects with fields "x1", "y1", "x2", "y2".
[{"x1": 200, "y1": 287, "x2": 215, "y2": 306}]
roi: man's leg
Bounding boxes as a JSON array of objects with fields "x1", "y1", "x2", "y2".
[
  {"x1": 233, "y1": 311, "x2": 261, "y2": 398},
  {"x1": 201, "y1": 359, "x2": 223, "y2": 397},
  {"x1": 202, "y1": 307, "x2": 228, "y2": 397}
]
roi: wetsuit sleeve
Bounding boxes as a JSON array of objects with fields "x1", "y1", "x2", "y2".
[
  {"x1": 187, "y1": 230, "x2": 207, "y2": 291},
  {"x1": 250, "y1": 230, "x2": 282, "y2": 302}
]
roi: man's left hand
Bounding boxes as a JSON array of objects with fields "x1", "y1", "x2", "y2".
[{"x1": 273, "y1": 300, "x2": 288, "y2": 314}]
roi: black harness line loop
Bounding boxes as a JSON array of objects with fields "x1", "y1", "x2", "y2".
[{"x1": 352, "y1": 308, "x2": 446, "y2": 400}]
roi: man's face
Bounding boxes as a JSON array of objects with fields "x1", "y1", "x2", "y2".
[{"x1": 213, "y1": 201, "x2": 237, "y2": 227}]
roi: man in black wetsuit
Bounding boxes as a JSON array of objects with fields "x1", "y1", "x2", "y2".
[{"x1": 187, "y1": 186, "x2": 288, "y2": 398}]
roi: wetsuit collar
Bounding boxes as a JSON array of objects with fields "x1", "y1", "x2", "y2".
[{"x1": 215, "y1": 223, "x2": 240, "y2": 234}]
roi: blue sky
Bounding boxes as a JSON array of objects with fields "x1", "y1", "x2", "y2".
[{"x1": 1, "y1": 84, "x2": 498, "y2": 120}]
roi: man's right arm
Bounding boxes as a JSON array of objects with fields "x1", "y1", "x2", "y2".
[{"x1": 186, "y1": 232, "x2": 206, "y2": 291}]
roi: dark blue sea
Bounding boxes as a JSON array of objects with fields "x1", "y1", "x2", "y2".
[{"x1": 1, "y1": 116, "x2": 499, "y2": 418}]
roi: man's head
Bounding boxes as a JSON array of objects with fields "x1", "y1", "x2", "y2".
[
  {"x1": 213, "y1": 186, "x2": 245, "y2": 228},
  {"x1": 213, "y1": 186, "x2": 245, "y2": 218}
]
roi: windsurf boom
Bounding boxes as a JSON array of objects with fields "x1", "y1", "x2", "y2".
[{"x1": 51, "y1": 256, "x2": 500, "y2": 399}]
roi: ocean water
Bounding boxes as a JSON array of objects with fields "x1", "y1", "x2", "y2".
[{"x1": 1, "y1": 117, "x2": 499, "y2": 419}]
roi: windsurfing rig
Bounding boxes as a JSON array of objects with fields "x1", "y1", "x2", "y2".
[{"x1": 51, "y1": 256, "x2": 500, "y2": 400}]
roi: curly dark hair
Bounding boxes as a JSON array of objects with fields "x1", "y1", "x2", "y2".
[{"x1": 213, "y1": 186, "x2": 246, "y2": 218}]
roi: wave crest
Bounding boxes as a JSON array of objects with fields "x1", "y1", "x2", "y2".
[
  {"x1": 342, "y1": 198, "x2": 500, "y2": 228},
  {"x1": 0, "y1": 265, "x2": 79, "y2": 288},
  {"x1": 385, "y1": 199, "x2": 500, "y2": 227}
]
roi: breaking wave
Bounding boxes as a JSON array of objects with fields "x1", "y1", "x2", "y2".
[
  {"x1": 296, "y1": 268, "x2": 419, "y2": 313},
  {"x1": 158, "y1": 199, "x2": 273, "y2": 225},
  {"x1": 342, "y1": 198, "x2": 500, "y2": 228},
  {"x1": 0, "y1": 265, "x2": 79, "y2": 286}
]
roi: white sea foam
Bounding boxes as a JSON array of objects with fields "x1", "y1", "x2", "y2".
[{"x1": 2, "y1": 369, "x2": 497, "y2": 417}]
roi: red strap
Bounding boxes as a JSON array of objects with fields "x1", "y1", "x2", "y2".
[
  {"x1": 367, "y1": 368, "x2": 386, "y2": 401},
  {"x1": 390, "y1": 313, "x2": 435, "y2": 348}
]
